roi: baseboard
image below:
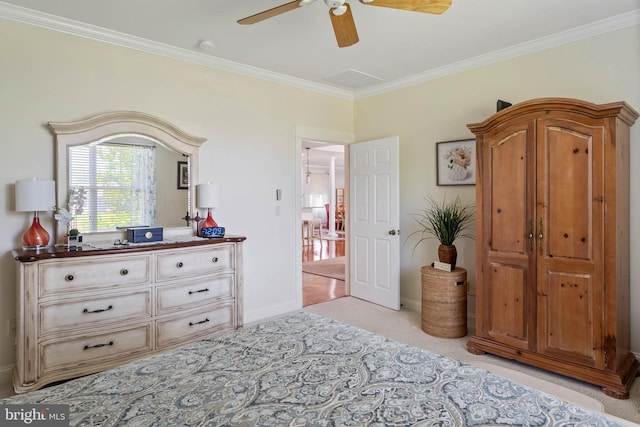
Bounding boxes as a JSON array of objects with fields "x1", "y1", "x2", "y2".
[
  {"x1": 244, "y1": 300, "x2": 301, "y2": 324},
  {"x1": 400, "y1": 297, "x2": 420, "y2": 313},
  {"x1": 0, "y1": 364, "x2": 14, "y2": 398}
]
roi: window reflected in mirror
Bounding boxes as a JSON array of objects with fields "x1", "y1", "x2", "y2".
[
  {"x1": 69, "y1": 138, "x2": 155, "y2": 231},
  {"x1": 67, "y1": 136, "x2": 188, "y2": 232}
]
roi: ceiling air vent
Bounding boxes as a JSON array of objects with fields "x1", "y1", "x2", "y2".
[{"x1": 324, "y1": 68, "x2": 383, "y2": 89}]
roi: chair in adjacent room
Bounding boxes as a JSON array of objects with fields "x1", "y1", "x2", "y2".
[{"x1": 302, "y1": 208, "x2": 323, "y2": 246}]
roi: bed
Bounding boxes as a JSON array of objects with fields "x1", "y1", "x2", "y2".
[{"x1": 0, "y1": 312, "x2": 628, "y2": 426}]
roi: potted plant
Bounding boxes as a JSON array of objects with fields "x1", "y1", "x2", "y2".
[{"x1": 410, "y1": 195, "x2": 475, "y2": 269}]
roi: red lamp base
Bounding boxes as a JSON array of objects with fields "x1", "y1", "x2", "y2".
[
  {"x1": 22, "y1": 214, "x2": 50, "y2": 250},
  {"x1": 201, "y1": 210, "x2": 218, "y2": 229}
]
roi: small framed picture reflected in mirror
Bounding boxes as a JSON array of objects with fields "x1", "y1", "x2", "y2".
[{"x1": 177, "y1": 161, "x2": 189, "y2": 190}]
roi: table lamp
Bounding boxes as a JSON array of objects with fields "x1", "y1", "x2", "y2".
[
  {"x1": 15, "y1": 178, "x2": 55, "y2": 250},
  {"x1": 196, "y1": 182, "x2": 221, "y2": 230}
]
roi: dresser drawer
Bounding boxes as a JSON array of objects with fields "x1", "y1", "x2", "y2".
[
  {"x1": 40, "y1": 290, "x2": 152, "y2": 335},
  {"x1": 39, "y1": 254, "x2": 152, "y2": 296},
  {"x1": 156, "y1": 304, "x2": 234, "y2": 349},
  {"x1": 156, "y1": 245, "x2": 233, "y2": 282},
  {"x1": 40, "y1": 324, "x2": 152, "y2": 374},
  {"x1": 156, "y1": 275, "x2": 234, "y2": 315}
]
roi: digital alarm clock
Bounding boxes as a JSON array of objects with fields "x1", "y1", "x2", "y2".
[{"x1": 200, "y1": 226, "x2": 225, "y2": 238}]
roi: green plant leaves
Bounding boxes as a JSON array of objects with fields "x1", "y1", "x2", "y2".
[{"x1": 409, "y1": 195, "x2": 475, "y2": 249}]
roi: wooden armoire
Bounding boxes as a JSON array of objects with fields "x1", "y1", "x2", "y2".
[{"x1": 466, "y1": 98, "x2": 639, "y2": 399}]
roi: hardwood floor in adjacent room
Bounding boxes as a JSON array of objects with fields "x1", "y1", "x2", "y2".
[{"x1": 302, "y1": 238, "x2": 346, "y2": 307}]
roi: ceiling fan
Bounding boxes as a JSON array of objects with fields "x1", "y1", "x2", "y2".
[{"x1": 238, "y1": 0, "x2": 452, "y2": 48}]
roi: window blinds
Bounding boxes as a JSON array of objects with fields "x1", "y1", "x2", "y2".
[{"x1": 68, "y1": 142, "x2": 156, "y2": 232}]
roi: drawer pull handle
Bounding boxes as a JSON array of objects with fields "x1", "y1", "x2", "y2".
[
  {"x1": 83, "y1": 341, "x2": 114, "y2": 350},
  {"x1": 120, "y1": 268, "x2": 129, "y2": 276},
  {"x1": 189, "y1": 318, "x2": 210, "y2": 326},
  {"x1": 212, "y1": 257, "x2": 219, "y2": 263},
  {"x1": 177, "y1": 262, "x2": 184, "y2": 268},
  {"x1": 83, "y1": 305, "x2": 113, "y2": 314},
  {"x1": 65, "y1": 274, "x2": 74, "y2": 282},
  {"x1": 188, "y1": 288, "x2": 210, "y2": 295}
]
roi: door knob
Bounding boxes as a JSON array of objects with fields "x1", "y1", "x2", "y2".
[{"x1": 388, "y1": 229, "x2": 400, "y2": 235}]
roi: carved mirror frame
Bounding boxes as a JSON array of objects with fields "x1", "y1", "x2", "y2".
[{"x1": 49, "y1": 111, "x2": 206, "y2": 243}]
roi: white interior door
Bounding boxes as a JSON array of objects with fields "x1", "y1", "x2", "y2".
[{"x1": 349, "y1": 136, "x2": 400, "y2": 310}]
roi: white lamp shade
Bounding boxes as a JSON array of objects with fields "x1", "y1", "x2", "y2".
[
  {"x1": 196, "y1": 183, "x2": 221, "y2": 208},
  {"x1": 15, "y1": 178, "x2": 55, "y2": 212}
]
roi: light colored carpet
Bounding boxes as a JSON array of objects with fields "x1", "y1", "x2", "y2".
[
  {"x1": 305, "y1": 296, "x2": 640, "y2": 426},
  {"x1": 302, "y1": 256, "x2": 345, "y2": 281}
]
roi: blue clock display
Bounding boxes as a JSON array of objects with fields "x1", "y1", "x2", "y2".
[{"x1": 201, "y1": 226, "x2": 225, "y2": 238}]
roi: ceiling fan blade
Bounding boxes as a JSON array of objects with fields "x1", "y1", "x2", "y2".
[
  {"x1": 238, "y1": 1, "x2": 303, "y2": 25},
  {"x1": 360, "y1": 0, "x2": 452, "y2": 14},
  {"x1": 329, "y1": 3, "x2": 359, "y2": 48}
]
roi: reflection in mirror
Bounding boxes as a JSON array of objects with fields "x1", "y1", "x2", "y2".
[
  {"x1": 49, "y1": 111, "x2": 206, "y2": 242},
  {"x1": 67, "y1": 135, "x2": 188, "y2": 233}
]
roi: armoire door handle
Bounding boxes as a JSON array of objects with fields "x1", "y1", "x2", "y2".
[{"x1": 538, "y1": 218, "x2": 543, "y2": 255}]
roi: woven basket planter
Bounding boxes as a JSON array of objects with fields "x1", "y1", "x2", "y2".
[{"x1": 421, "y1": 266, "x2": 467, "y2": 338}]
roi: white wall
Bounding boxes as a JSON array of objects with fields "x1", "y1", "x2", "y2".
[
  {"x1": 354, "y1": 24, "x2": 640, "y2": 353},
  {"x1": 0, "y1": 18, "x2": 353, "y2": 374}
]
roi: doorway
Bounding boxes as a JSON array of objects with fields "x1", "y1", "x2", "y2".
[
  {"x1": 300, "y1": 140, "x2": 348, "y2": 306},
  {"x1": 302, "y1": 239, "x2": 346, "y2": 306}
]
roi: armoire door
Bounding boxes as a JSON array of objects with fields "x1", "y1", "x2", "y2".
[
  {"x1": 535, "y1": 116, "x2": 605, "y2": 369},
  {"x1": 477, "y1": 119, "x2": 536, "y2": 351}
]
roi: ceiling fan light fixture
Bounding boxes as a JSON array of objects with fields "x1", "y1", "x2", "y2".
[
  {"x1": 324, "y1": 0, "x2": 345, "y2": 8},
  {"x1": 332, "y1": 5, "x2": 347, "y2": 16},
  {"x1": 359, "y1": 0, "x2": 373, "y2": 3},
  {"x1": 298, "y1": 0, "x2": 316, "y2": 5}
]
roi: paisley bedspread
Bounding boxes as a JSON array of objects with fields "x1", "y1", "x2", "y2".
[{"x1": 0, "y1": 312, "x2": 626, "y2": 426}]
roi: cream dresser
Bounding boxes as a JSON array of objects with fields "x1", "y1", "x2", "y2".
[{"x1": 12, "y1": 236, "x2": 245, "y2": 393}]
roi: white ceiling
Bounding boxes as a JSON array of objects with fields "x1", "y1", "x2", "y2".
[{"x1": 1, "y1": 0, "x2": 639, "y2": 98}]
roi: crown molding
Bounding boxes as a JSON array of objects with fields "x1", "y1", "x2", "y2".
[
  {"x1": 354, "y1": 9, "x2": 640, "y2": 99},
  {"x1": 1, "y1": 2, "x2": 637, "y2": 101},
  {"x1": 0, "y1": 1, "x2": 354, "y2": 100}
]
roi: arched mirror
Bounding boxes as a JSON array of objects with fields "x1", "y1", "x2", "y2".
[{"x1": 49, "y1": 111, "x2": 206, "y2": 243}]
